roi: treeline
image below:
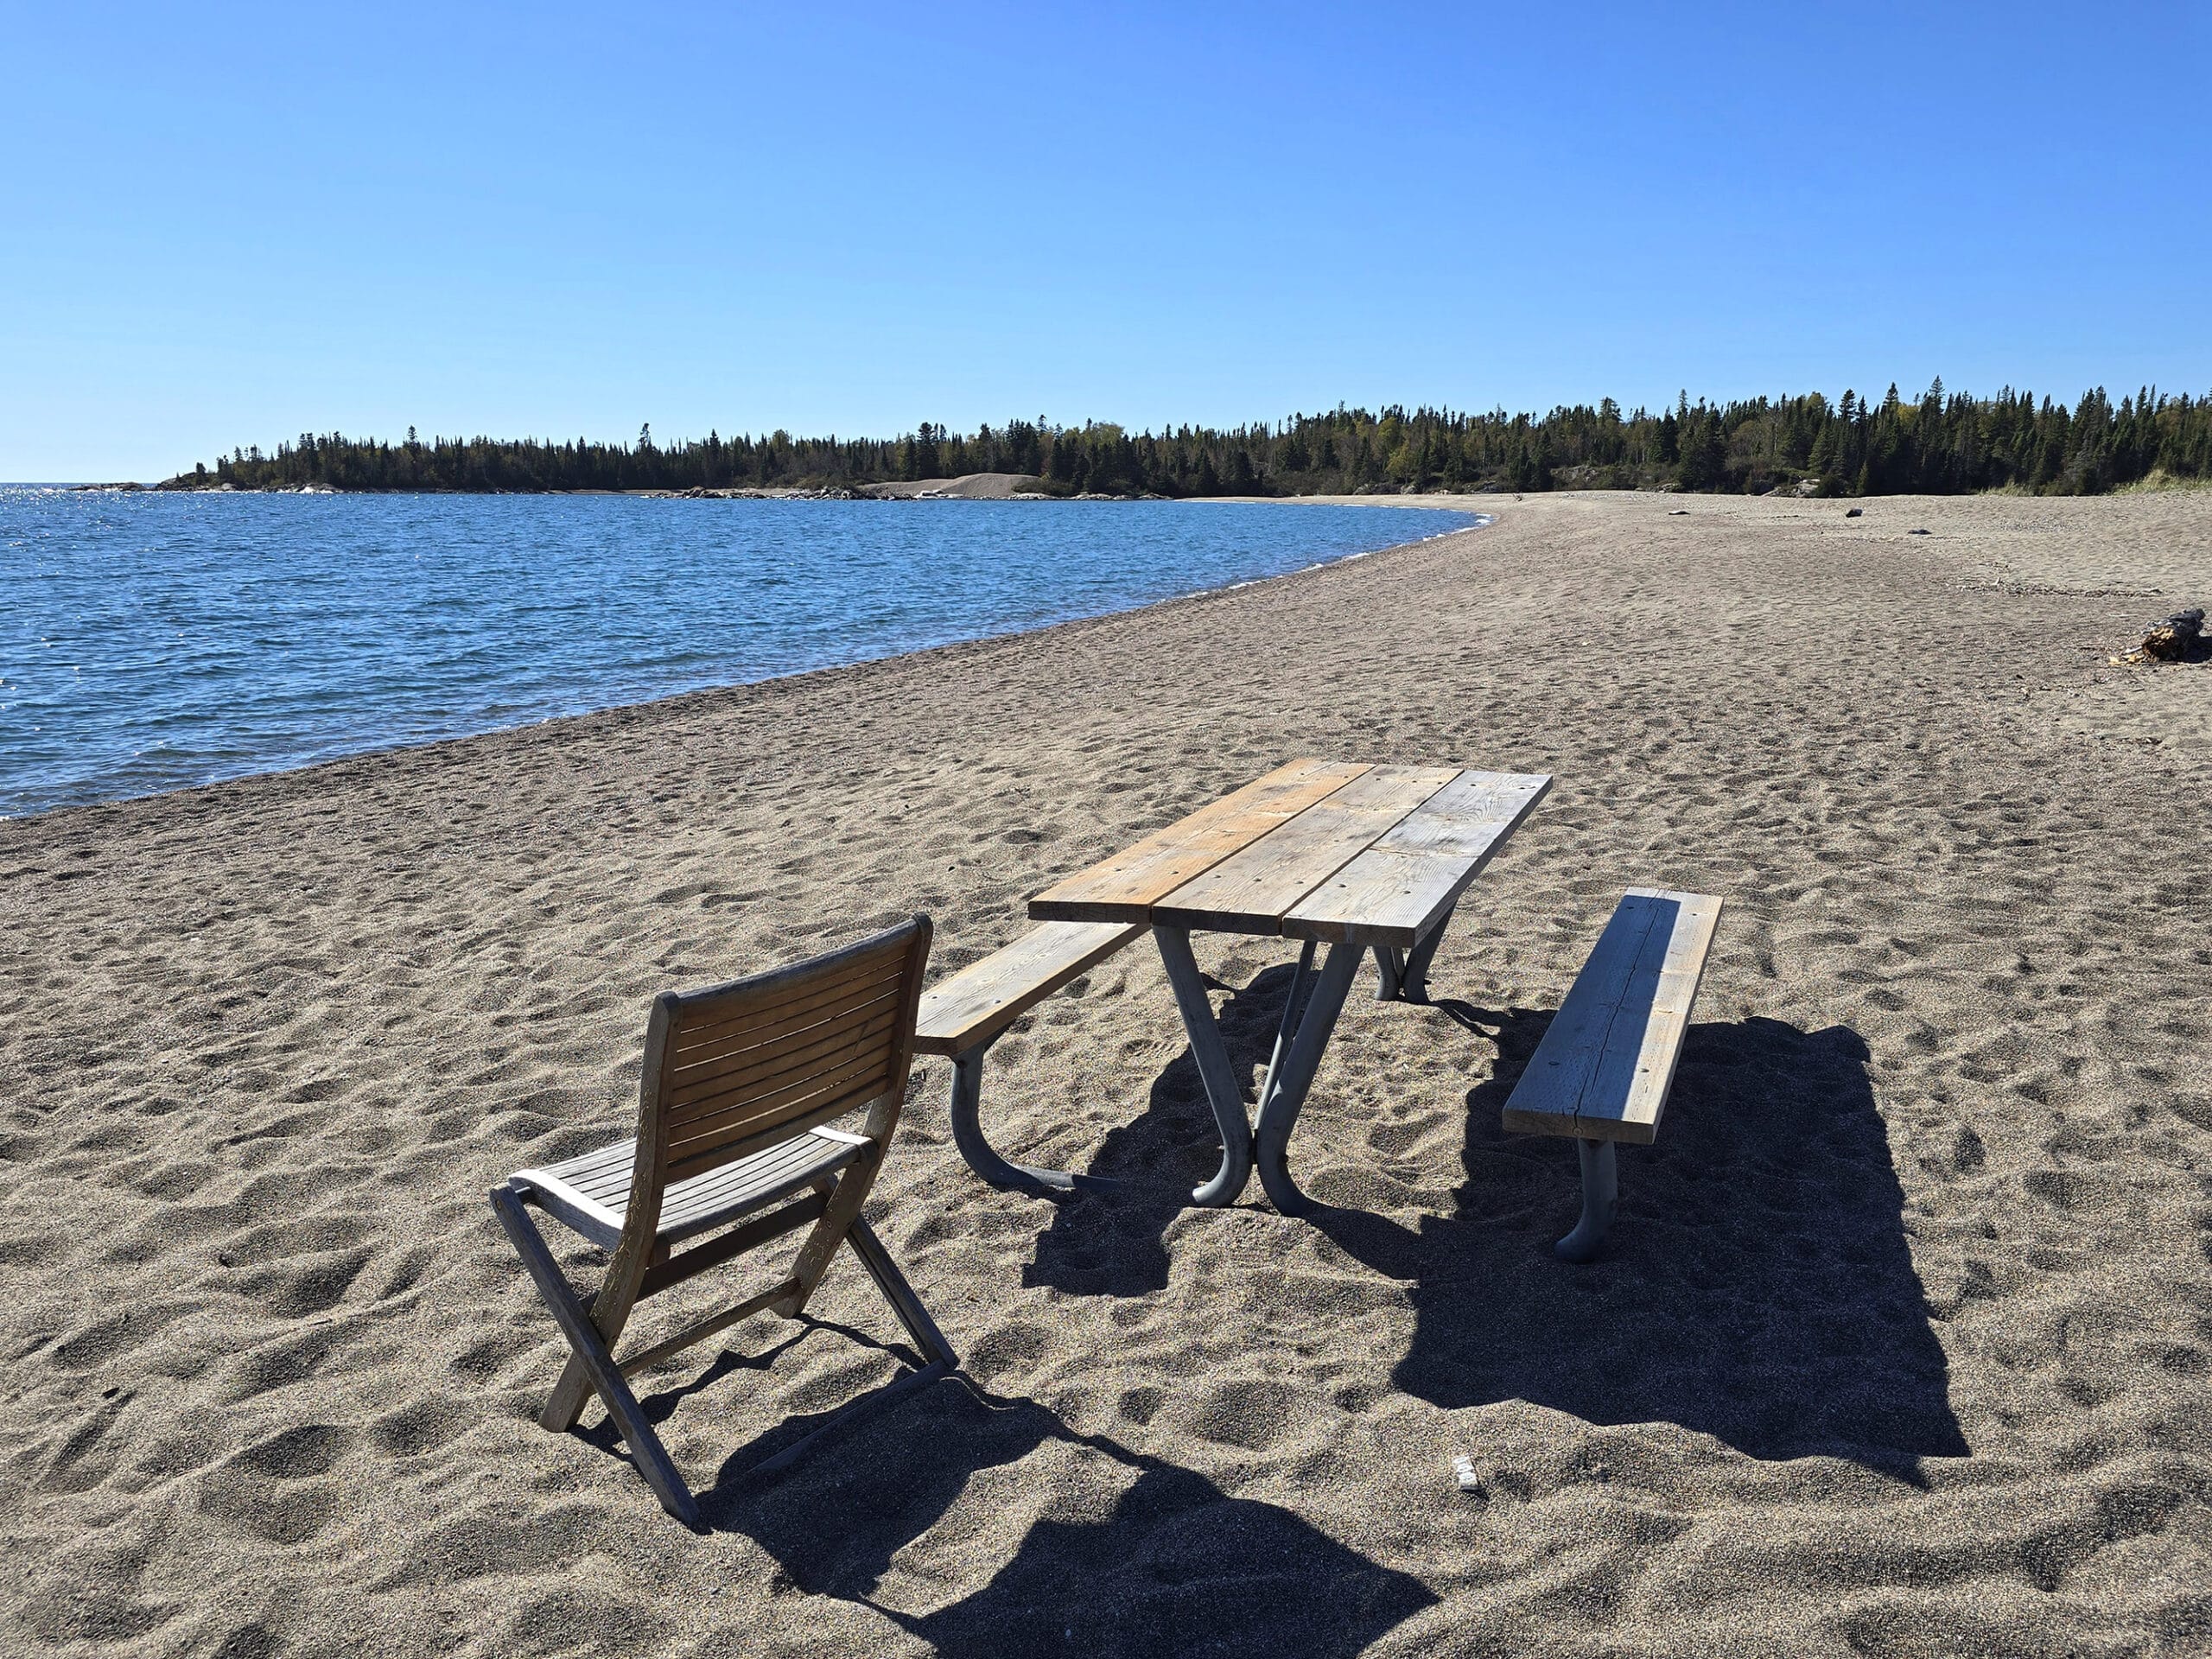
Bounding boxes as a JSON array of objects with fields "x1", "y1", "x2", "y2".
[{"x1": 164, "y1": 384, "x2": 2212, "y2": 498}]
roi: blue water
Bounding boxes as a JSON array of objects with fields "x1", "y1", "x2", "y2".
[{"x1": 0, "y1": 491, "x2": 1481, "y2": 818}]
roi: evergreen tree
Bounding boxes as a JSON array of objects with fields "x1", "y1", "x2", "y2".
[{"x1": 163, "y1": 385, "x2": 2212, "y2": 499}]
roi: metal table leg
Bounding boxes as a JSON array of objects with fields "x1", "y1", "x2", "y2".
[
  {"x1": 945, "y1": 1041, "x2": 1119, "y2": 1195},
  {"x1": 1154, "y1": 925, "x2": 1257, "y2": 1207},
  {"x1": 1397, "y1": 906, "x2": 1456, "y2": 1003},
  {"x1": 1252, "y1": 940, "x2": 1364, "y2": 1215},
  {"x1": 1371, "y1": 944, "x2": 1406, "y2": 1001},
  {"x1": 1370, "y1": 905, "x2": 1459, "y2": 1006},
  {"x1": 1261, "y1": 940, "x2": 1318, "y2": 1100}
]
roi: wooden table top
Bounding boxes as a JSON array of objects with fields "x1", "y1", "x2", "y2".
[{"x1": 1030, "y1": 759, "x2": 1553, "y2": 948}]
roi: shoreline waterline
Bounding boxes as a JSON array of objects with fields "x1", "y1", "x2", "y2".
[{"x1": 0, "y1": 496, "x2": 1491, "y2": 823}]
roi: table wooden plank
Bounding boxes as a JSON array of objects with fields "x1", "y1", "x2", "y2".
[
  {"x1": 1149, "y1": 766, "x2": 1460, "y2": 935},
  {"x1": 1570, "y1": 889, "x2": 1723, "y2": 1143},
  {"x1": 1029, "y1": 758, "x2": 1371, "y2": 924},
  {"x1": 1284, "y1": 770, "x2": 1552, "y2": 945},
  {"x1": 1370, "y1": 770, "x2": 1554, "y2": 858}
]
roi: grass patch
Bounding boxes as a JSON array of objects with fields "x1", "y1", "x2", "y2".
[{"x1": 2116, "y1": 468, "x2": 2212, "y2": 495}]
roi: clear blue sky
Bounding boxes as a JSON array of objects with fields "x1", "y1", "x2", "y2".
[{"x1": 4, "y1": 2, "x2": 2206, "y2": 480}]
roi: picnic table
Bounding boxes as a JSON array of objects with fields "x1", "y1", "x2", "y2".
[{"x1": 1029, "y1": 759, "x2": 1552, "y2": 1212}]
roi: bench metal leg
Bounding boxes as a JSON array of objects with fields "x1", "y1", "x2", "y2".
[
  {"x1": 1399, "y1": 905, "x2": 1455, "y2": 1003},
  {"x1": 944, "y1": 1041, "x2": 1119, "y2": 1195},
  {"x1": 1253, "y1": 940, "x2": 1363, "y2": 1216},
  {"x1": 1555, "y1": 1138, "x2": 1618, "y2": 1263},
  {"x1": 1154, "y1": 925, "x2": 1256, "y2": 1207}
]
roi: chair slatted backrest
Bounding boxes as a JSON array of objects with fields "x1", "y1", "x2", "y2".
[{"x1": 642, "y1": 918, "x2": 932, "y2": 1191}]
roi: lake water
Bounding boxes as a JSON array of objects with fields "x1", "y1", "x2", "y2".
[{"x1": 0, "y1": 491, "x2": 1481, "y2": 818}]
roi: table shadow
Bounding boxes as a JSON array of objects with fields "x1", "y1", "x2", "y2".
[
  {"x1": 1019, "y1": 957, "x2": 1964, "y2": 1475},
  {"x1": 703, "y1": 1378, "x2": 1436, "y2": 1657},
  {"x1": 1313, "y1": 1006, "x2": 1967, "y2": 1477},
  {"x1": 1025, "y1": 962, "x2": 1306, "y2": 1296}
]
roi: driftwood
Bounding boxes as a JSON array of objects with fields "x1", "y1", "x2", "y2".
[{"x1": 2139, "y1": 608, "x2": 2206, "y2": 662}]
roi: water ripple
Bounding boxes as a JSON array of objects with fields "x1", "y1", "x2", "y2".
[{"x1": 0, "y1": 490, "x2": 1480, "y2": 817}]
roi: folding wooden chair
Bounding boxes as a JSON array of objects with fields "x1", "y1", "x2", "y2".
[{"x1": 487, "y1": 916, "x2": 955, "y2": 1527}]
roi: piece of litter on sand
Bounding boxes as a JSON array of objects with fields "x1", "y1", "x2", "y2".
[{"x1": 1452, "y1": 1454, "x2": 1481, "y2": 1491}]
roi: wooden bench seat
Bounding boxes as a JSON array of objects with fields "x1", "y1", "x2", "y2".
[
  {"x1": 1501, "y1": 888, "x2": 1723, "y2": 1260},
  {"x1": 914, "y1": 920, "x2": 1143, "y2": 1059},
  {"x1": 914, "y1": 920, "x2": 1145, "y2": 1191}
]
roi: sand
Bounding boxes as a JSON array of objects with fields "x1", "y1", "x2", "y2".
[
  {"x1": 4, "y1": 491, "x2": 2209, "y2": 1657},
  {"x1": 862, "y1": 474, "x2": 1040, "y2": 499}
]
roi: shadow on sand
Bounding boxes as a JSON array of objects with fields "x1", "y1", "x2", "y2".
[
  {"x1": 702, "y1": 1378, "x2": 1435, "y2": 1658},
  {"x1": 1027, "y1": 958, "x2": 1966, "y2": 1475},
  {"x1": 1025, "y1": 961, "x2": 1309, "y2": 1297},
  {"x1": 562, "y1": 969, "x2": 1961, "y2": 1646},
  {"x1": 584, "y1": 1301, "x2": 1429, "y2": 1653},
  {"x1": 1326, "y1": 1003, "x2": 1967, "y2": 1475}
]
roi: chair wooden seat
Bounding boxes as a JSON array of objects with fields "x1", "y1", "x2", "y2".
[
  {"x1": 488, "y1": 917, "x2": 955, "y2": 1527},
  {"x1": 912, "y1": 920, "x2": 1144, "y2": 1192},
  {"x1": 1501, "y1": 888, "x2": 1723, "y2": 1261},
  {"x1": 512, "y1": 1125, "x2": 869, "y2": 1250}
]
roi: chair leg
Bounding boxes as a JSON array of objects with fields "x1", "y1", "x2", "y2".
[
  {"x1": 844, "y1": 1215, "x2": 957, "y2": 1370},
  {"x1": 488, "y1": 1185, "x2": 701, "y2": 1529},
  {"x1": 732, "y1": 1198, "x2": 958, "y2": 1487},
  {"x1": 778, "y1": 1141, "x2": 889, "y2": 1321},
  {"x1": 538, "y1": 1230, "x2": 652, "y2": 1435}
]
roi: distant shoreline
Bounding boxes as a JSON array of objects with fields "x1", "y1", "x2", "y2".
[
  {"x1": 44, "y1": 472, "x2": 1514, "y2": 506},
  {"x1": 117, "y1": 386, "x2": 2212, "y2": 499}
]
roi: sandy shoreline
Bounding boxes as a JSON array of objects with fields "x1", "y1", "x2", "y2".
[
  {"x1": 1, "y1": 493, "x2": 1485, "y2": 824},
  {"x1": 5, "y1": 492, "x2": 2209, "y2": 1656}
]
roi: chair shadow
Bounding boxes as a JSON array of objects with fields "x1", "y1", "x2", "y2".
[
  {"x1": 1311, "y1": 1004, "x2": 1968, "y2": 1477},
  {"x1": 1025, "y1": 962, "x2": 1306, "y2": 1297},
  {"x1": 577, "y1": 1316, "x2": 920, "y2": 1457},
  {"x1": 593, "y1": 1310, "x2": 1430, "y2": 1654},
  {"x1": 707, "y1": 1378, "x2": 1436, "y2": 1657}
]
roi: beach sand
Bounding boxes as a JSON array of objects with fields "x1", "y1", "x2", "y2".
[{"x1": 4, "y1": 491, "x2": 2209, "y2": 1656}]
